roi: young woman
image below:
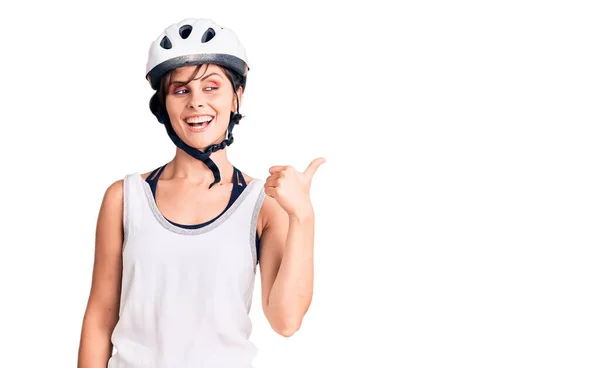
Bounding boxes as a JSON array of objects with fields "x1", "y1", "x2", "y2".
[{"x1": 77, "y1": 18, "x2": 325, "y2": 367}]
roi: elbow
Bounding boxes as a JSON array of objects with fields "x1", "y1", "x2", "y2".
[
  {"x1": 269, "y1": 314, "x2": 303, "y2": 337},
  {"x1": 265, "y1": 295, "x2": 312, "y2": 337},
  {"x1": 274, "y1": 321, "x2": 301, "y2": 338}
]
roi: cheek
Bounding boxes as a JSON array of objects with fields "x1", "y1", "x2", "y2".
[
  {"x1": 165, "y1": 99, "x2": 183, "y2": 117},
  {"x1": 210, "y1": 95, "x2": 235, "y2": 114}
]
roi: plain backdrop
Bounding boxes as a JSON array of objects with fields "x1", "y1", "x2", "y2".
[{"x1": 0, "y1": 0, "x2": 599, "y2": 367}]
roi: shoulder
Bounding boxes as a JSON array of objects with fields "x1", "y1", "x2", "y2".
[
  {"x1": 104, "y1": 178, "x2": 124, "y2": 203},
  {"x1": 99, "y1": 177, "x2": 127, "y2": 215},
  {"x1": 102, "y1": 171, "x2": 141, "y2": 209},
  {"x1": 239, "y1": 171, "x2": 254, "y2": 184},
  {"x1": 95, "y1": 178, "x2": 126, "y2": 235},
  {"x1": 140, "y1": 170, "x2": 154, "y2": 181}
]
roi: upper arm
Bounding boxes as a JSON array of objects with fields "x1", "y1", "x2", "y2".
[
  {"x1": 83, "y1": 179, "x2": 124, "y2": 329},
  {"x1": 258, "y1": 194, "x2": 289, "y2": 314}
]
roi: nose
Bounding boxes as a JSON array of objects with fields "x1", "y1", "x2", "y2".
[
  {"x1": 188, "y1": 102, "x2": 204, "y2": 108},
  {"x1": 187, "y1": 89, "x2": 205, "y2": 108}
]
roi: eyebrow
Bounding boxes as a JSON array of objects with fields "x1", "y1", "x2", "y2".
[{"x1": 171, "y1": 72, "x2": 223, "y2": 86}]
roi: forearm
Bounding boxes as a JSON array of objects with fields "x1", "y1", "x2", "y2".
[
  {"x1": 77, "y1": 312, "x2": 115, "y2": 368},
  {"x1": 267, "y1": 207, "x2": 315, "y2": 333}
]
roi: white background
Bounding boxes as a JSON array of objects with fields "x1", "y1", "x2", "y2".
[{"x1": 0, "y1": 0, "x2": 598, "y2": 367}]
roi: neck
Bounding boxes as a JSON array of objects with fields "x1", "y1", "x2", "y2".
[{"x1": 166, "y1": 146, "x2": 234, "y2": 185}]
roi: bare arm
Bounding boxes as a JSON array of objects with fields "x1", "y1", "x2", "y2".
[
  {"x1": 259, "y1": 194, "x2": 315, "y2": 337},
  {"x1": 77, "y1": 179, "x2": 124, "y2": 367}
]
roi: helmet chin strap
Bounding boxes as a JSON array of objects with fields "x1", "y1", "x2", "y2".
[{"x1": 163, "y1": 111, "x2": 241, "y2": 189}]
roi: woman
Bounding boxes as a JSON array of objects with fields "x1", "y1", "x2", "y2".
[{"x1": 77, "y1": 18, "x2": 325, "y2": 367}]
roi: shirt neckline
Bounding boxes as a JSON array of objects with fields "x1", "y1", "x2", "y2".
[{"x1": 136, "y1": 173, "x2": 259, "y2": 236}]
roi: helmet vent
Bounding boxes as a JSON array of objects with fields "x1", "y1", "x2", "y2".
[
  {"x1": 160, "y1": 36, "x2": 172, "y2": 49},
  {"x1": 179, "y1": 25, "x2": 193, "y2": 39},
  {"x1": 201, "y1": 27, "x2": 216, "y2": 43}
]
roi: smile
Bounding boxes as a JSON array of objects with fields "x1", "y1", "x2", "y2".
[{"x1": 184, "y1": 115, "x2": 214, "y2": 133}]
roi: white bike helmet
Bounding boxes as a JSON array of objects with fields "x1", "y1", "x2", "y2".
[
  {"x1": 146, "y1": 18, "x2": 249, "y2": 90},
  {"x1": 145, "y1": 18, "x2": 250, "y2": 189}
]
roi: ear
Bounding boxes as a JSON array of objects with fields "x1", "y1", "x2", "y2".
[{"x1": 232, "y1": 86, "x2": 243, "y2": 112}]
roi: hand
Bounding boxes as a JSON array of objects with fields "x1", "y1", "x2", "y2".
[{"x1": 264, "y1": 157, "x2": 326, "y2": 218}]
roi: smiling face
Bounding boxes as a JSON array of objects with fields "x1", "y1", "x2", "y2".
[{"x1": 163, "y1": 64, "x2": 242, "y2": 150}]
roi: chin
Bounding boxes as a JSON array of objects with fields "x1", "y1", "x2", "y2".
[
  {"x1": 182, "y1": 134, "x2": 226, "y2": 152},
  {"x1": 173, "y1": 122, "x2": 227, "y2": 150}
]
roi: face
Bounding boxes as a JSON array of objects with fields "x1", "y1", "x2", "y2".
[{"x1": 164, "y1": 64, "x2": 242, "y2": 150}]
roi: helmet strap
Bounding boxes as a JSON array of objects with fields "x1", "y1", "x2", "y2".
[{"x1": 161, "y1": 111, "x2": 241, "y2": 189}]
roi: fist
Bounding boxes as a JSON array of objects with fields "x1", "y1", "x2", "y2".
[{"x1": 264, "y1": 157, "x2": 326, "y2": 217}]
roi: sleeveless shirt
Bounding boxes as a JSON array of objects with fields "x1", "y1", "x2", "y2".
[
  {"x1": 107, "y1": 171, "x2": 267, "y2": 368},
  {"x1": 143, "y1": 164, "x2": 261, "y2": 262}
]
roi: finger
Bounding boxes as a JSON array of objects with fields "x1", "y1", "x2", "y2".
[
  {"x1": 264, "y1": 178, "x2": 280, "y2": 188},
  {"x1": 264, "y1": 186, "x2": 277, "y2": 198},
  {"x1": 269, "y1": 165, "x2": 287, "y2": 174},
  {"x1": 265, "y1": 173, "x2": 281, "y2": 186},
  {"x1": 303, "y1": 157, "x2": 326, "y2": 180}
]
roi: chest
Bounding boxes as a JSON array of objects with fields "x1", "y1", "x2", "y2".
[{"x1": 154, "y1": 181, "x2": 239, "y2": 225}]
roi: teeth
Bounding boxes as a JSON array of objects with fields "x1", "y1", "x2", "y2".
[{"x1": 186, "y1": 116, "x2": 213, "y2": 124}]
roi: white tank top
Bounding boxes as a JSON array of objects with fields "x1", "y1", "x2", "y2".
[{"x1": 108, "y1": 172, "x2": 266, "y2": 368}]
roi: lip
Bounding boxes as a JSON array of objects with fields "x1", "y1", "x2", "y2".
[
  {"x1": 183, "y1": 114, "x2": 214, "y2": 120},
  {"x1": 183, "y1": 115, "x2": 214, "y2": 133}
]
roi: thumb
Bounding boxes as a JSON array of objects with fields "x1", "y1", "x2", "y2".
[{"x1": 304, "y1": 157, "x2": 327, "y2": 180}]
